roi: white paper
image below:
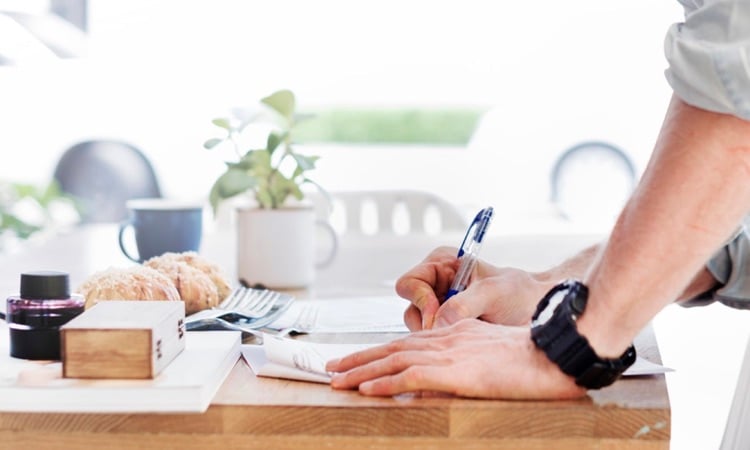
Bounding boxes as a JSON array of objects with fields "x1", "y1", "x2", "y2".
[
  {"x1": 267, "y1": 296, "x2": 410, "y2": 333},
  {"x1": 242, "y1": 334, "x2": 376, "y2": 383},
  {"x1": 242, "y1": 334, "x2": 672, "y2": 385},
  {"x1": 624, "y1": 356, "x2": 674, "y2": 376}
]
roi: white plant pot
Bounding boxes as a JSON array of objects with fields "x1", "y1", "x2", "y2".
[{"x1": 236, "y1": 205, "x2": 337, "y2": 289}]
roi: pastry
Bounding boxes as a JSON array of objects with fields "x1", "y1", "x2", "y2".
[
  {"x1": 144, "y1": 256, "x2": 220, "y2": 314},
  {"x1": 77, "y1": 266, "x2": 181, "y2": 310},
  {"x1": 145, "y1": 252, "x2": 232, "y2": 301}
]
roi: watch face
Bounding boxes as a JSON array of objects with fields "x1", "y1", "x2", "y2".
[{"x1": 531, "y1": 288, "x2": 567, "y2": 327}]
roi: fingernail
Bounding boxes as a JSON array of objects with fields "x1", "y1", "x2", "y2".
[{"x1": 326, "y1": 358, "x2": 341, "y2": 371}]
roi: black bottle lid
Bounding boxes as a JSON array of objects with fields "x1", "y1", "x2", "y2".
[{"x1": 19, "y1": 271, "x2": 70, "y2": 299}]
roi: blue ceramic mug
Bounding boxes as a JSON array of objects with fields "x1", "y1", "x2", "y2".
[{"x1": 118, "y1": 198, "x2": 204, "y2": 263}]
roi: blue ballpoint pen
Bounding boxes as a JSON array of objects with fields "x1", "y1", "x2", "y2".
[{"x1": 443, "y1": 207, "x2": 494, "y2": 303}]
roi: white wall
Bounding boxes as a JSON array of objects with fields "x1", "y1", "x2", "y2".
[{"x1": 0, "y1": 0, "x2": 683, "y2": 231}]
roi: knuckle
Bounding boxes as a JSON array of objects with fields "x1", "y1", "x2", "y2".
[
  {"x1": 388, "y1": 352, "x2": 407, "y2": 368},
  {"x1": 402, "y1": 366, "x2": 426, "y2": 388},
  {"x1": 386, "y1": 339, "x2": 406, "y2": 353},
  {"x1": 448, "y1": 300, "x2": 473, "y2": 320}
]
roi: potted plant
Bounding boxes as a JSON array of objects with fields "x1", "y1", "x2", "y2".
[
  {"x1": 204, "y1": 89, "x2": 322, "y2": 212},
  {"x1": 204, "y1": 89, "x2": 336, "y2": 289},
  {"x1": 0, "y1": 180, "x2": 79, "y2": 252}
]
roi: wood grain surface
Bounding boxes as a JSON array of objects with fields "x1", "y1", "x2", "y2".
[{"x1": 0, "y1": 226, "x2": 668, "y2": 449}]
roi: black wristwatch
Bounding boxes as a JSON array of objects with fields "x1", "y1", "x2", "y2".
[{"x1": 530, "y1": 279, "x2": 636, "y2": 389}]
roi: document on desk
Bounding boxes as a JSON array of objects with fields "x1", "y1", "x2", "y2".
[
  {"x1": 242, "y1": 333, "x2": 378, "y2": 383},
  {"x1": 267, "y1": 295, "x2": 411, "y2": 334},
  {"x1": 242, "y1": 333, "x2": 671, "y2": 384}
]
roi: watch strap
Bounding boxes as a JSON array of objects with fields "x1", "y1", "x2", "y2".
[{"x1": 531, "y1": 280, "x2": 637, "y2": 389}]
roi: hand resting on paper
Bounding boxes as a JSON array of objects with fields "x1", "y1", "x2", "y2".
[{"x1": 326, "y1": 318, "x2": 585, "y2": 399}]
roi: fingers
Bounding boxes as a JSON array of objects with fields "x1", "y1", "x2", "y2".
[
  {"x1": 396, "y1": 278, "x2": 441, "y2": 329},
  {"x1": 433, "y1": 285, "x2": 500, "y2": 328},
  {"x1": 330, "y1": 350, "x2": 448, "y2": 391},
  {"x1": 358, "y1": 365, "x2": 459, "y2": 396},
  {"x1": 395, "y1": 246, "x2": 459, "y2": 330},
  {"x1": 403, "y1": 305, "x2": 422, "y2": 331},
  {"x1": 327, "y1": 321, "x2": 481, "y2": 379}
]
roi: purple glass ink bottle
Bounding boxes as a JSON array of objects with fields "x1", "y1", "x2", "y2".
[{"x1": 6, "y1": 271, "x2": 85, "y2": 360}]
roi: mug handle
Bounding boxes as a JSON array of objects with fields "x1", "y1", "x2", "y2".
[
  {"x1": 118, "y1": 220, "x2": 141, "y2": 263},
  {"x1": 315, "y1": 220, "x2": 338, "y2": 268}
]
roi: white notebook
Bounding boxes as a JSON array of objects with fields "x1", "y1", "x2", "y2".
[{"x1": 0, "y1": 330, "x2": 241, "y2": 413}]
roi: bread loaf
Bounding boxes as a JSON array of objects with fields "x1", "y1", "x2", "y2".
[
  {"x1": 145, "y1": 256, "x2": 220, "y2": 314},
  {"x1": 77, "y1": 266, "x2": 181, "y2": 310},
  {"x1": 146, "y1": 252, "x2": 232, "y2": 301}
]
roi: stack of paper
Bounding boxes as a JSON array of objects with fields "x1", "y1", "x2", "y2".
[{"x1": 0, "y1": 330, "x2": 241, "y2": 413}]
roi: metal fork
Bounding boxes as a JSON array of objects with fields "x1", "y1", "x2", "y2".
[
  {"x1": 278, "y1": 304, "x2": 319, "y2": 336},
  {"x1": 185, "y1": 290, "x2": 294, "y2": 331},
  {"x1": 187, "y1": 286, "x2": 291, "y2": 322}
]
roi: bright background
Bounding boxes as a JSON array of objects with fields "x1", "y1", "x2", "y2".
[
  {"x1": 6, "y1": 3, "x2": 750, "y2": 450},
  {"x1": 1, "y1": 0, "x2": 682, "y2": 234}
]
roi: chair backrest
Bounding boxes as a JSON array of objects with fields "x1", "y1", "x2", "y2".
[
  {"x1": 311, "y1": 189, "x2": 467, "y2": 236},
  {"x1": 53, "y1": 140, "x2": 162, "y2": 223}
]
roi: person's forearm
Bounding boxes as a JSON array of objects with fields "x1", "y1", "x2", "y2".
[
  {"x1": 534, "y1": 243, "x2": 602, "y2": 286},
  {"x1": 536, "y1": 241, "x2": 718, "y2": 302},
  {"x1": 578, "y1": 96, "x2": 750, "y2": 358}
]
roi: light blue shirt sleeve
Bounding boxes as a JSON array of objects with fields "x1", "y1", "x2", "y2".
[
  {"x1": 683, "y1": 217, "x2": 750, "y2": 309},
  {"x1": 664, "y1": 0, "x2": 750, "y2": 120}
]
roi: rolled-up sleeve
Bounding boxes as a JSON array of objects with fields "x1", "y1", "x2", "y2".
[
  {"x1": 664, "y1": 0, "x2": 750, "y2": 120},
  {"x1": 683, "y1": 218, "x2": 750, "y2": 309}
]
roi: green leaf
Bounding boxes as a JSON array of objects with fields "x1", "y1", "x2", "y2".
[
  {"x1": 0, "y1": 212, "x2": 40, "y2": 239},
  {"x1": 208, "y1": 168, "x2": 258, "y2": 213},
  {"x1": 261, "y1": 90, "x2": 295, "y2": 121},
  {"x1": 37, "y1": 182, "x2": 61, "y2": 207},
  {"x1": 266, "y1": 131, "x2": 288, "y2": 155},
  {"x1": 291, "y1": 153, "x2": 319, "y2": 171},
  {"x1": 204, "y1": 138, "x2": 223, "y2": 149},
  {"x1": 212, "y1": 118, "x2": 232, "y2": 130},
  {"x1": 12, "y1": 183, "x2": 37, "y2": 198},
  {"x1": 248, "y1": 150, "x2": 272, "y2": 177},
  {"x1": 289, "y1": 182, "x2": 304, "y2": 201},
  {"x1": 220, "y1": 168, "x2": 258, "y2": 196}
]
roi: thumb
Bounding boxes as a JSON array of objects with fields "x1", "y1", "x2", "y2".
[{"x1": 433, "y1": 288, "x2": 496, "y2": 328}]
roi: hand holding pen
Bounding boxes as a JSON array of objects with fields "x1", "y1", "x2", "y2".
[{"x1": 443, "y1": 207, "x2": 494, "y2": 303}]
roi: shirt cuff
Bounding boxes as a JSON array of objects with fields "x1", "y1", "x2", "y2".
[
  {"x1": 682, "y1": 219, "x2": 750, "y2": 309},
  {"x1": 664, "y1": 1, "x2": 750, "y2": 121}
]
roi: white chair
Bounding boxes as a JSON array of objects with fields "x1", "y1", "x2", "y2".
[
  {"x1": 310, "y1": 189, "x2": 468, "y2": 236},
  {"x1": 721, "y1": 336, "x2": 750, "y2": 450}
]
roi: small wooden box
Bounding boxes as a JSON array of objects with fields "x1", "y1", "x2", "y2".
[{"x1": 61, "y1": 301, "x2": 186, "y2": 379}]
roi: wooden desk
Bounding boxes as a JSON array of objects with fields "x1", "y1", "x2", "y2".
[{"x1": 0, "y1": 226, "x2": 668, "y2": 449}]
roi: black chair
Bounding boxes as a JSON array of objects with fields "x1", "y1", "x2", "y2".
[{"x1": 53, "y1": 140, "x2": 162, "y2": 223}]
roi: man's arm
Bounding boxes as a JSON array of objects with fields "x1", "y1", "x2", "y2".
[
  {"x1": 577, "y1": 96, "x2": 750, "y2": 358},
  {"x1": 539, "y1": 243, "x2": 719, "y2": 303}
]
